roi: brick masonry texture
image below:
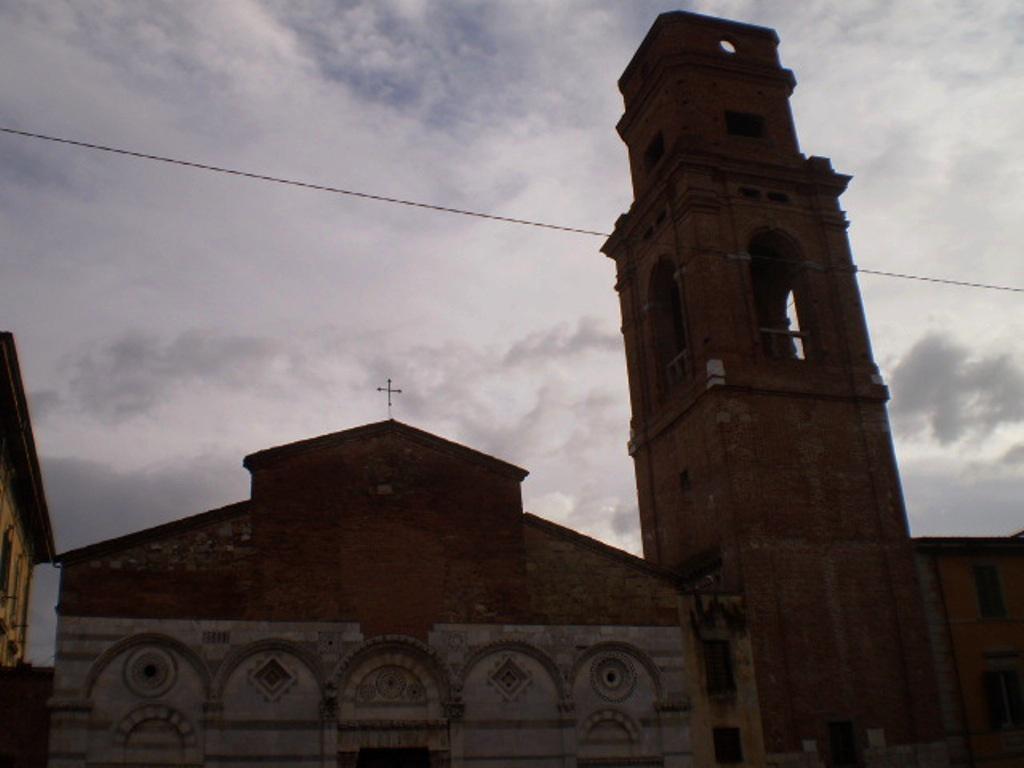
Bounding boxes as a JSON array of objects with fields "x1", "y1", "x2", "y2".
[
  {"x1": 59, "y1": 422, "x2": 683, "y2": 637},
  {"x1": 0, "y1": 665, "x2": 52, "y2": 767},
  {"x1": 59, "y1": 503, "x2": 256, "y2": 619},
  {"x1": 524, "y1": 514, "x2": 680, "y2": 626}
]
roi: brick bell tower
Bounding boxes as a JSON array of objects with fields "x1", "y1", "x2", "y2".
[{"x1": 603, "y1": 12, "x2": 947, "y2": 767}]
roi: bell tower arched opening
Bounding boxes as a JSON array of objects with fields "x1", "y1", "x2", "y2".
[
  {"x1": 747, "y1": 232, "x2": 808, "y2": 361},
  {"x1": 647, "y1": 259, "x2": 690, "y2": 390}
]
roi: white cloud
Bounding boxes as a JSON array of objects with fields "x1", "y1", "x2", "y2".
[
  {"x1": 2, "y1": 0, "x2": 1022, "y2": 665},
  {"x1": 890, "y1": 332, "x2": 1024, "y2": 444},
  {"x1": 65, "y1": 330, "x2": 292, "y2": 422}
]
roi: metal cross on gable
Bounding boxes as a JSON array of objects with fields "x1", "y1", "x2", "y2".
[{"x1": 376, "y1": 378, "x2": 402, "y2": 418}]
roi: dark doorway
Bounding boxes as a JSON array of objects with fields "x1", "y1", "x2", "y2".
[{"x1": 356, "y1": 748, "x2": 430, "y2": 768}]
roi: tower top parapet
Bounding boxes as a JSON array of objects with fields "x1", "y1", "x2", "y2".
[
  {"x1": 619, "y1": 11, "x2": 786, "y2": 100},
  {"x1": 615, "y1": 12, "x2": 801, "y2": 197}
]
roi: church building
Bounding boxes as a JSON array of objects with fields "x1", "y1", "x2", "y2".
[
  {"x1": 48, "y1": 420, "x2": 759, "y2": 767},
  {"x1": 46, "y1": 11, "x2": 953, "y2": 768}
]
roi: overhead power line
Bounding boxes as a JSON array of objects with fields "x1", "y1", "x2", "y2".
[
  {"x1": 0, "y1": 126, "x2": 607, "y2": 238},
  {"x1": 2, "y1": 125, "x2": 1021, "y2": 295},
  {"x1": 854, "y1": 269, "x2": 1023, "y2": 293}
]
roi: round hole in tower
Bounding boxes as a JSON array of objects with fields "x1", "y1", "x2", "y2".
[{"x1": 719, "y1": 39, "x2": 737, "y2": 54}]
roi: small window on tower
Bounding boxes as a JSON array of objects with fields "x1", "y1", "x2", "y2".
[
  {"x1": 703, "y1": 640, "x2": 735, "y2": 694},
  {"x1": 828, "y1": 721, "x2": 858, "y2": 766},
  {"x1": 725, "y1": 110, "x2": 765, "y2": 138},
  {"x1": 648, "y1": 260, "x2": 690, "y2": 387},
  {"x1": 713, "y1": 727, "x2": 743, "y2": 763},
  {"x1": 644, "y1": 132, "x2": 665, "y2": 171}
]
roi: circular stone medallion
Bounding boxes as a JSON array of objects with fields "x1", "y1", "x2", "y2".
[
  {"x1": 375, "y1": 666, "x2": 408, "y2": 699},
  {"x1": 590, "y1": 653, "x2": 637, "y2": 701},
  {"x1": 124, "y1": 647, "x2": 177, "y2": 698}
]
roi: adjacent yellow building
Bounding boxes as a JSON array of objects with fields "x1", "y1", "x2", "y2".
[
  {"x1": 916, "y1": 534, "x2": 1024, "y2": 767},
  {"x1": 0, "y1": 332, "x2": 55, "y2": 666}
]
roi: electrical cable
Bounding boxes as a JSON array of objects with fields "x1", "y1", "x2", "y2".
[
  {"x1": 2, "y1": 125, "x2": 1021, "y2": 294},
  {"x1": 0, "y1": 126, "x2": 607, "y2": 237}
]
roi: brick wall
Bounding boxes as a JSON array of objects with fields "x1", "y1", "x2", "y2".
[
  {"x1": 60, "y1": 423, "x2": 700, "y2": 646},
  {"x1": 244, "y1": 427, "x2": 532, "y2": 639},
  {"x1": 59, "y1": 503, "x2": 256, "y2": 619},
  {"x1": 523, "y1": 514, "x2": 679, "y2": 626},
  {"x1": 60, "y1": 424, "x2": 541, "y2": 642},
  {"x1": 0, "y1": 665, "x2": 52, "y2": 768}
]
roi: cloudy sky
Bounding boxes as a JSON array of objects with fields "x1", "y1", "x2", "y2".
[{"x1": 2, "y1": 0, "x2": 1022, "y2": 662}]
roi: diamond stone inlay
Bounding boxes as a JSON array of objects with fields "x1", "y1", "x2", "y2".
[
  {"x1": 488, "y1": 656, "x2": 531, "y2": 701},
  {"x1": 250, "y1": 657, "x2": 296, "y2": 701}
]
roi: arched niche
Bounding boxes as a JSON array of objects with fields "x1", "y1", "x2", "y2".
[
  {"x1": 460, "y1": 640, "x2": 565, "y2": 716},
  {"x1": 113, "y1": 704, "x2": 200, "y2": 766},
  {"x1": 84, "y1": 632, "x2": 210, "y2": 702},
  {"x1": 579, "y1": 708, "x2": 642, "y2": 760},
  {"x1": 459, "y1": 641, "x2": 566, "y2": 765},
  {"x1": 332, "y1": 636, "x2": 451, "y2": 761},
  {"x1": 571, "y1": 642, "x2": 664, "y2": 759},
  {"x1": 83, "y1": 632, "x2": 208, "y2": 760},
  {"x1": 216, "y1": 639, "x2": 324, "y2": 721}
]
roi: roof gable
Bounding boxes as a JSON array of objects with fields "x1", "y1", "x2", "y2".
[
  {"x1": 57, "y1": 501, "x2": 250, "y2": 564},
  {"x1": 523, "y1": 513, "x2": 683, "y2": 626},
  {"x1": 524, "y1": 513, "x2": 679, "y2": 582},
  {"x1": 243, "y1": 419, "x2": 528, "y2": 481}
]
